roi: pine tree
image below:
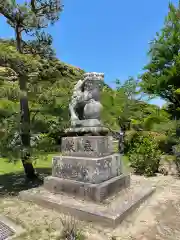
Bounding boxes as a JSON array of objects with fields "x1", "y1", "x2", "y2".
[
  {"x1": 0, "y1": 0, "x2": 63, "y2": 179},
  {"x1": 0, "y1": 41, "x2": 84, "y2": 163}
]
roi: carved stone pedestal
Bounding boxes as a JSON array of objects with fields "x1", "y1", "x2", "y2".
[
  {"x1": 19, "y1": 72, "x2": 155, "y2": 227},
  {"x1": 44, "y1": 135, "x2": 130, "y2": 202}
]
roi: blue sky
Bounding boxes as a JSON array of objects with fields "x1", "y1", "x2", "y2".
[{"x1": 0, "y1": 0, "x2": 179, "y2": 107}]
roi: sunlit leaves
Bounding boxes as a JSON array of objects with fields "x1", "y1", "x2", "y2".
[{"x1": 140, "y1": 2, "x2": 180, "y2": 118}]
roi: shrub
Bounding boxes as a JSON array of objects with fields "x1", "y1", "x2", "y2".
[
  {"x1": 127, "y1": 132, "x2": 162, "y2": 176},
  {"x1": 125, "y1": 130, "x2": 176, "y2": 154},
  {"x1": 156, "y1": 135, "x2": 177, "y2": 154},
  {"x1": 124, "y1": 130, "x2": 136, "y2": 153}
]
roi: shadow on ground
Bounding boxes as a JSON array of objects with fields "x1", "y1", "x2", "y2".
[{"x1": 0, "y1": 168, "x2": 51, "y2": 197}]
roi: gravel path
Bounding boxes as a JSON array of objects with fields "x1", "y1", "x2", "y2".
[
  {"x1": 0, "y1": 174, "x2": 180, "y2": 239},
  {"x1": 100, "y1": 175, "x2": 180, "y2": 240}
]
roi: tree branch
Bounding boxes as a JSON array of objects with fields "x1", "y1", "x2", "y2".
[
  {"x1": 30, "y1": 109, "x2": 40, "y2": 123},
  {"x1": 0, "y1": 6, "x2": 14, "y2": 23}
]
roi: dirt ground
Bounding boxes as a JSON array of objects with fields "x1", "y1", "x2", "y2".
[{"x1": 1, "y1": 174, "x2": 180, "y2": 240}]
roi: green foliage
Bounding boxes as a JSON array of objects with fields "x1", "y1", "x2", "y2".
[
  {"x1": 23, "y1": 32, "x2": 56, "y2": 60},
  {"x1": 0, "y1": 40, "x2": 173, "y2": 154},
  {"x1": 140, "y1": 2, "x2": 180, "y2": 118},
  {"x1": 0, "y1": 38, "x2": 177, "y2": 166},
  {"x1": 0, "y1": 41, "x2": 84, "y2": 160},
  {"x1": 127, "y1": 132, "x2": 162, "y2": 176},
  {"x1": 0, "y1": 0, "x2": 64, "y2": 178},
  {"x1": 0, "y1": 0, "x2": 63, "y2": 34},
  {"x1": 32, "y1": 134, "x2": 57, "y2": 152},
  {"x1": 101, "y1": 77, "x2": 143, "y2": 130},
  {"x1": 101, "y1": 86, "x2": 121, "y2": 129},
  {"x1": 0, "y1": 42, "x2": 40, "y2": 76},
  {"x1": 125, "y1": 129, "x2": 177, "y2": 155},
  {"x1": 156, "y1": 134, "x2": 176, "y2": 154},
  {"x1": 0, "y1": 34, "x2": 56, "y2": 60},
  {"x1": 60, "y1": 230, "x2": 85, "y2": 240},
  {"x1": 153, "y1": 119, "x2": 180, "y2": 153}
]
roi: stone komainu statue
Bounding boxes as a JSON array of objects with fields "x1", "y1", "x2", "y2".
[{"x1": 69, "y1": 72, "x2": 104, "y2": 127}]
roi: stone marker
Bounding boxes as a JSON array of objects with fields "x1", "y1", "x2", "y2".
[
  {"x1": 19, "y1": 72, "x2": 155, "y2": 227},
  {"x1": 44, "y1": 72, "x2": 130, "y2": 202}
]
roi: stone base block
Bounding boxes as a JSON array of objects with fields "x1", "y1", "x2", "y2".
[
  {"x1": 61, "y1": 136, "x2": 113, "y2": 157},
  {"x1": 44, "y1": 174, "x2": 130, "y2": 202},
  {"x1": 19, "y1": 175, "x2": 155, "y2": 228},
  {"x1": 52, "y1": 154, "x2": 122, "y2": 184}
]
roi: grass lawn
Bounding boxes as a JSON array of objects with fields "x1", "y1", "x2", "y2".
[{"x1": 0, "y1": 153, "x2": 55, "y2": 175}]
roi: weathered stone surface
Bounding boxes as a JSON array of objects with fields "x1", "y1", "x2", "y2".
[
  {"x1": 44, "y1": 174, "x2": 130, "y2": 202},
  {"x1": 71, "y1": 119, "x2": 102, "y2": 128},
  {"x1": 61, "y1": 136, "x2": 113, "y2": 157},
  {"x1": 69, "y1": 72, "x2": 104, "y2": 128},
  {"x1": 19, "y1": 175, "x2": 155, "y2": 228},
  {"x1": 52, "y1": 154, "x2": 122, "y2": 184},
  {"x1": 64, "y1": 126, "x2": 109, "y2": 136}
]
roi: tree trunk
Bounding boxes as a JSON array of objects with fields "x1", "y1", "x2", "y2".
[
  {"x1": 19, "y1": 78, "x2": 36, "y2": 179},
  {"x1": 16, "y1": 25, "x2": 36, "y2": 179}
]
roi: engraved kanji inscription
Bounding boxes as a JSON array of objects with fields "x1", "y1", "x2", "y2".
[
  {"x1": 84, "y1": 140, "x2": 93, "y2": 152},
  {"x1": 65, "y1": 140, "x2": 75, "y2": 152}
]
